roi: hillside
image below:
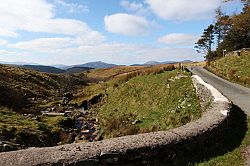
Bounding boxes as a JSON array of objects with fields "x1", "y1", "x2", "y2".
[
  {"x1": 22, "y1": 65, "x2": 65, "y2": 74},
  {"x1": 65, "y1": 67, "x2": 93, "y2": 73},
  {"x1": 206, "y1": 49, "x2": 250, "y2": 87},
  {"x1": 0, "y1": 64, "x2": 87, "y2": 113},
  {"x1": 96, "y1": 70, "x2": 201, "y2": 139},
  {"x1": 0, "y1": 63, "x2": 202, "y2": 152}
]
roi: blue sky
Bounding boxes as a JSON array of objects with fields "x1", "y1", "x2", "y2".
[{"x1": 0, "y1": 0, "x2": 243, "y2": 65}]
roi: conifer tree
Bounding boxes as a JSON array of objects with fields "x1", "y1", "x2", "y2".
[{"x1": 195, "y1": 24, "x2": 215, "y2": 60}]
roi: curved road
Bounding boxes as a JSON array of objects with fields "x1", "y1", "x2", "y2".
[{"x1": 188, "y1": 66, "x2": 250, "y2": 116}]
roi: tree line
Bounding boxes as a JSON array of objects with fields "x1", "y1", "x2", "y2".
[{"x1": 195, "y1": 0, "x2": 250, "y2": 61}]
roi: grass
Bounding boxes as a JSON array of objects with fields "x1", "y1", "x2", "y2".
[
  {"x1": 95, "y1": 70, "x2": 201, "y2": 139},
  {"x1": 84, "y1": 66, "x2": 144, "y2": 81},
  {"x1": 0, "y1": 107, "x2": 74, "y2": 148},
  {"x1": 0, "y1": 64, "x2": 88, "y2": 113},
  {"x1": 70, "y1": 64, "x2": 175, "y2": 107},
  {"x1": 207, "y1": 50, "x2": 250, "y2": 87}
]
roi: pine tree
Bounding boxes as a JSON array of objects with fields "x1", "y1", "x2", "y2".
[
  {"x1": 195, "y1": 24, "x2": 215, "y2": 60},
  {"x1": 214, "y1": 7, "x2": 231, "y2": 47}
]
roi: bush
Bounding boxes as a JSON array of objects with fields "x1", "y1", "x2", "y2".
[{"x1": 0, "y1": 85, "x2": 27, "y2": 111}]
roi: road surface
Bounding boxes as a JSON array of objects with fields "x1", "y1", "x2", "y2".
[{"x1": 188, "y1": 66, "x2": 250, "y2": 116}]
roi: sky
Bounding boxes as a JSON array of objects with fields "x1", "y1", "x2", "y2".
[{"x1": 0, "y1": 0, "x2": 243, "y2": 65}]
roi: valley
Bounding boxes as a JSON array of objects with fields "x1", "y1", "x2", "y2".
[{"x1": 0, "y1": 63, "x2": 201, "y2": 152}]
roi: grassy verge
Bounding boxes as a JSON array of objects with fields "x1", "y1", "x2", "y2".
[
  {"x1": 207, "y1": 50, "x2": 250, "y2": 87},
  {"x1": 95, "y1": 70, "x2": 201, "y2": 139}
]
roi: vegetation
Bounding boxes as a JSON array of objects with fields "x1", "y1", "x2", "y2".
[
  {"x1": 195, "y1": 2, "x2": 249, "y2": 61},
  {"x1": 195, "y1": 24, "x2": 215, "y2": 55},
  {"x1": 0, "y1": 107, "x2": 75, "y2": 148},
  {"x1": 206, "y1": 50, "x2": 250, "y2": 87},
  {"x1": 95, "y1": 70, "x2": 201, "y2": 138},
  {"x1": 84, "y1": 66, "x2": 143, "y2": 81},
  {"x1": 0, "y1": 64, "x2": 88, "y2": 113},
  {"x1": 71, "y1": 64, "x2": 175, "y2": 106},
  {"x1": 1, "y1": 63, "x2": 200, "y2": 150}
]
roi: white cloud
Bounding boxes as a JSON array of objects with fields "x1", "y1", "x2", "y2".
[
  {"x1": 0, "y1": 39, "x2": 8, "y2": 46},
  {"x1": 54, "y1": 0, "x2": 89, "y2": 13},
  {"x1": 0, "y1": 0, "x2": 104, "y2": 42},
  {"x1": 136, "y1": 47, "x2": 203, "y2": 62},
  {"x1": 120, "y1": 0, "x2": 149, "y2": 15},
  {"x1": 104, "y1": 13, "x2": 151, "y2": 36},
  {"x1": 145, "y1": 0, "x2": 221, "y2": 21},
  {"x1": 12, "y1": 35, "x2": 107, "y2": 54},
  {"x1": 0, "y1": 28, "x2": 18, "y2": 37},
  {"x1": 158, "y1": 33, "x2": 198, "y2": 46},
  {"x1": 6, "y1": 37, "x2": 203, "y2": 65},
  {"x1": 13, "y1": 38, "x2": 76, "y2": 53},
  {"x1": 0, "y1": 49, "x2": 17, "y2": 55}
]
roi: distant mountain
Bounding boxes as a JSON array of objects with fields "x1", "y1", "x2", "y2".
[
  {"x1": 53, "y1": 64, "x2": 69, "y2": 69},
  {"x1": 73, "y1": 61, "x2": 118, "y2": 69},
  {"x1": 21, "y1": 65, "x2": 65, "y2": 74},
  {"x1": 130, "y1": 64, "x2": 144, "y2": 66},
  {"x1": 162, "y1": 61, "x2": 177, "y2": 64},
  {"x1": 181, "y1": 60, "x2": 193, "y2": 63},
  {"x1": 65, "y1": 67, "x2": 93, "y2": 73},
  {"x1": 144, "y1": 61, "x2": 161, "y2": 65},
  {"x1": 131, "y1": 60, "x2": 193, "y2": 66}
]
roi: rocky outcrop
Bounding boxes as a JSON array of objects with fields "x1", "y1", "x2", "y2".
[{"x1": 0, "y1": 75, "x2": 232, "y2": 166}]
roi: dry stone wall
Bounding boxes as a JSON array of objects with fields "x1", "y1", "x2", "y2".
[
  {"x1": 225, "y1": 48, "x2": 250, "y2": 57},
  {"x1": 0, "y1": 75, "x2": 232, "y2": 166}
]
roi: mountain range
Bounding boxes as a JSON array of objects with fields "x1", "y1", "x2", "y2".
[
  {"x1": 0, "y1": 60, "x2": 192, "y2": 74},
  {"x1": 131, "y1": 60, "x2": 192, "y2": 66}
]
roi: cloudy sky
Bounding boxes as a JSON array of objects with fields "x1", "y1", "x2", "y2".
[{"x1": 0, "y1": 0, "x2": 243, "y2": 65}]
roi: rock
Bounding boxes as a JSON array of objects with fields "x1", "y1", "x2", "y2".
[
  {"x1": 81, "y1": 125, "x2": 88, "y2": 130},
  {"x1": 181, "y1": 100, "x2": 186, "y2": 106},
  {"x1": 63, "y1": 92, "x2": 73, "y2": 100},
  {"x1": 94, "y1": 124, "x2": 99, "y2": 129},
  {"x1": 64, "y1": 111, "x2": 72, "y2": 116},
  {"x1": 81, "y1": 130, "x2": 90, "y2": 134},
  {"x1": 92, "y1": 130, "x2": 99, "y2": 137},
  {"x1": 0, "y1": 142, "x2": 18, "y2": 152},
  {"x1": 132, "y1": 119, "x2": 141, "y2": 125},
  {"x1": 166, "y1": 84, "x2": 170, "y2": 89}
]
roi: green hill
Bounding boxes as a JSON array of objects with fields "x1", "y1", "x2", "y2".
[
  {"x1": 95, "y1": 70, "x2": 201, "y2": 139},
  {"x1": 206, "y1": 49, "x2": 250, "y2": 87}
]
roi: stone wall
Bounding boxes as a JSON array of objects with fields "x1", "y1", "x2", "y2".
[
  {"x1": 225, "y1": 48, "x2": 250, "y2": 57},
  {"x1": 0, "y1": 75, "x2": 232, "y2": 166}
]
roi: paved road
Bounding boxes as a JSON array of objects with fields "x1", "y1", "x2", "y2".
[{"x1": 188, "y1": 66, "x2": 250, "y2": 116}]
